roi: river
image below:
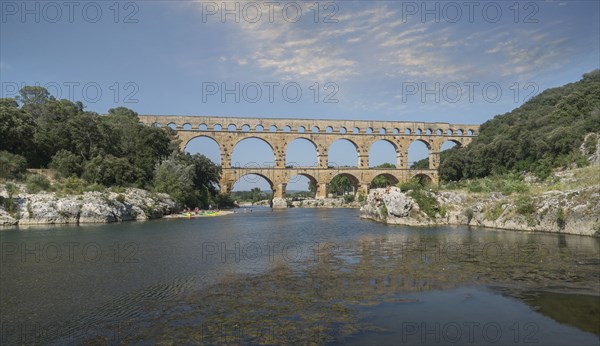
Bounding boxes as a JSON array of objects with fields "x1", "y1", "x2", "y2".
[{"x1": 1, "y1": 207, "x2": 599, "y2": 345}]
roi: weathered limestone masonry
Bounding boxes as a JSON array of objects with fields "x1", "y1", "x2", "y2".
[{"x1": 139, "y1": 116, "x2": 479, "y2": 207}]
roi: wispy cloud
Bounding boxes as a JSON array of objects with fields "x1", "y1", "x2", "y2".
[{"x1": 177, "y1": 0, "x2": 596, "y2": 104}]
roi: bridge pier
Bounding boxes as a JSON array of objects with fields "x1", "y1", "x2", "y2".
[
  {"x1": 359, "y1": 183, "x2": 370, "y2": 197},
  {"x1": 272, "y1": 182, "x2": 288, "y2": 208},
  {"x1": 318, "y1": 154, "x2": 328, "y2": 168},
  {"x1": 315, "y1": 183, "x2": 328, "y2": 199},
  {"x1": 358, "y1": 154, "x2": 369, "y2": 169}
]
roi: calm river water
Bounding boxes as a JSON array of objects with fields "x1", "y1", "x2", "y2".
[{"x1": 1, "y1": 207, "x2": 599, "y2": 345}]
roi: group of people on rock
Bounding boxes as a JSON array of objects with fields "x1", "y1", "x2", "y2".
[{"x1": 373, "y1": 185, "x2": 392, "y2": 207}]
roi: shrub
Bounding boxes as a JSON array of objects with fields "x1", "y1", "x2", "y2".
[
  {"x1": 556, "y1": 208, "x2": 566, "y2": 229},
  {"x1": 439, "y1": 205, "x2": 447, "y2": 218},
  {"x1": 5, "y1": 182, "x2": 19, "y2": 197},
  {"x1": 3, "y1": 183, "x2": 19, "y2": 215},
  {"x1": 0, "y1": 151, "x2": 27, "y2": 180},
  {"x1": 398, "y1": 178, "x2": 423, "y2": 192},
  {"x1": 50, "y1": 150, "x2": 82, "y2": 178},
  {"x1": 64, "y1": 176, "x2": 87, "y2": 194},
  {"x1": 380, "y1": 203, "x2": 388, "y2": 220},
  {"x1": 215, "y1": 193, "x2": 236, "y2": 209},
  {"x1": 484, "y1": 203, "x2": 504, "y2": 221},
  {"x1": 26, "y1": 174, "x2": 51, "y2": 193},
  {"x1": 83, "y1": 155, "x2": 144, "y2": 187},
  {"x1": 468, "y1": 181, "x2": 484, "y2": 193},
  {"x1": 116, "y1": 194, "x2": 126, "y2": 203},
  {"x1": 583, "y1": 134, "x2": 598, "y2": 156},
  {"x1": 464, "y1": 208, "x2": 474, "y2": 223},
  {"x1": 343, "y1": 194, "x2": 355, "y2": 203},
  {"x1": 516, "y1": 196, "x2": 535, "y2": 215},
  {"x1": 357, "y1": 193, "x2": 365, "y2": 203},
  {"x1": 408, "y1": 190, "x2": 440, "y2": 218},
  {"x1": 153, "y1": 155, "x2": 195, "y2": 207},
  {"x1": 85, "y1": 183, "x2": 104, "y2": 192},
  {"x1": 27, "y1": 202, "x2": 33, "y2": 218}
]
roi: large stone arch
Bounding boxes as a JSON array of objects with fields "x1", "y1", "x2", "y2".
[
  {"x1": 410, "y1": 138, "x2": 432, "y2": 150},
  {"x1": 287, "y1": 172, "x2": 319, "y2": 197},
  {"x1": 285, "y1": 137, "x2": 319, "y2": 167},
  {"x1": 410, "y1": 172, "x2": 434, "y2": 186},
  {"x1": 329, "y1": 172, "x2": 360, "y2": 196},
  {"x1": 407, "y1": 139, "x2": 432, "y2": 169},
  {"x1": 179, "y1": 133, "x2": 221, "y2": 152},
  {"x1": 183, "y1": 135, "x2": 222, "y2": 164},
  {"x1": 439, "y1": 139, "x2": 463, "y2": 153},
  {"x1": 233, "y1": 172, "x2": 275, "y2": 189},
  {"x1": 370, "y1": 173, "x2": 400, "y2": 188},
  {"x1": 232, "y1": 136, "x2": 275, "y2": 152},
  {"x1": 231, "y1": 137, "x2": 277, "y2": 168},
  {"x1": 368, "y1": 139, "x2": 399, "y2": 168},
  {"x1": 327, "y1": 138, "x2": 360, "y2": 168}
]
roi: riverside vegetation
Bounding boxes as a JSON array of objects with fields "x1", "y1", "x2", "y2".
[
  {"x1": 360, "y1": 164, "x2": 600, "y2": 236},
  {"x1": 0, "y1": 87, "x2": 235, "y2": 225},
  {"x1": 362, "y1": 71, "x2": 600, "y2": 236},
  {"x1": 2, "y1": 71, "x2": 599, "y2": 228}
]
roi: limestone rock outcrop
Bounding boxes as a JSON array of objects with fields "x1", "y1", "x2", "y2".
[
  {"x1": 360, "y1": 186, "x2": 600, "y2": 237},
  {"x1": 0, "y1": 187, "x2": 176, "y2": 226},
  {"x1": 580, "y1": 133, "x2": 600, "y2": 165}
]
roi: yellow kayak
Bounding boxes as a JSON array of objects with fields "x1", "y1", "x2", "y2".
[{"x1": 178, "y1": 211, "x2": 220, "y2": 218}]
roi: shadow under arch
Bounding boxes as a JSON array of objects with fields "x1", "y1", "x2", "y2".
[
  {"x1": 410, "y1": 173, "x2": 434, "y2": 186},
  {"x1": 370, "y1": 173, "x2": 400, "y2": 188},
  {"x1": 329, "y1": 172, "x2": 360, "y2": 196}
]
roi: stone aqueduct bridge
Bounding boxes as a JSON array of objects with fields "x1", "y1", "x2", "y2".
[{"x1": 139, "y1": 115, "x2": 479, "y2": 204}]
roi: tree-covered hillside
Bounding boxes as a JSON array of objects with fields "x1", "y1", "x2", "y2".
[
  {"x1": 438, "y1": 70, "x2": 600, "y2": 181},
  {"x1": 1, "y1": 86, "x2": 232, "y2": 209}
]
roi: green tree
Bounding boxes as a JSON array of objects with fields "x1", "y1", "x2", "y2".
[
  {"x1": 50, "y1": 150, "x2": 83, "y2": 178},
  {"x1": 98, "y1": 107, "x2": 177, "y2": 186},
  {"x1": 153, "y1": 155, "x2": 196, "y2": 208},
  {"x1": 438, "y1": 70, "x2": 600, "y2": 182},
  {"x1": 82, "y1": 155, "x2": 144, "y2": 187},
  {"x1": 330, "y1": 175, "x2": 353, "y2": 195},
  {"x1": 0, "y1": 151, "x2": 27, "y2": 179},
  {"x1": 0, "y1": 98, "x2": 36, "y2": 156},
  {"x1": 17, "y1": 86, "x2": 51, "y2": 106},
  {"x1": 179, "y1": 153, "x2": 221, "y2": 194},
  {"x1": 370, "y1": 175, "x2": 390, "y2": 188},
  {"x1": 250, "y1": 187, "x2": 262, "y2": 203}
]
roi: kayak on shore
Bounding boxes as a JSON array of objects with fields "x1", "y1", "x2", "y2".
[
  {"x1": 182, "y1": 211, "x2": 219, "y2": 218},
  {"x1": 166, "y1": 211, "x2": 220, "y2": 218}
]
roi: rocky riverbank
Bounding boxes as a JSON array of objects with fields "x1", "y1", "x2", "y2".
[
  {"x1": 0, "y1": 186, "x2": 176, "y2": 226},
  {"x1": 360, "y1": 185, "x2": 600, "y2": 237},
  {"x1": 242, "y1": 197, "x2": 361, "y2": 208},
  {"x1": 287, "y1": 197, "x2": 361, "y2": 208}
]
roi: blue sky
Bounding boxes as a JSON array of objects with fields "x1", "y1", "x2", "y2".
[{"x1": 2, "y1": 0, "x2": 599, "y2": 191}]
